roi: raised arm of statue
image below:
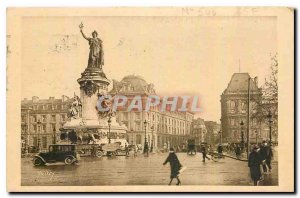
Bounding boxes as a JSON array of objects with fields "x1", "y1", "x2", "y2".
[
  {"x1": 80, "y1": 29, "x2": 89, "y2": 41},
  {"x1": 79, "y1": 22, "x2": 89, "y2": 41}
]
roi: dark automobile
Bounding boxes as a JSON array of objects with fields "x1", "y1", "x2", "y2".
[{"x1": 33, "y1": 144, "x2": 80, "y2": 166}]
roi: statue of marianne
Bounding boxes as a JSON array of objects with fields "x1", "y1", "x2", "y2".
[{"x1": 79, "y1": 23, "x2": 104, "y2": 69}]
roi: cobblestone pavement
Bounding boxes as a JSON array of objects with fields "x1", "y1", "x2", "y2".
[{"x1": 21, "y1": 151, "x2": 278, "y2": 186}]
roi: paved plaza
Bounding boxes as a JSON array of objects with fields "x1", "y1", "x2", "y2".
[{"x1": 22, "y1": 150, "x2": 278, "y2": 186}]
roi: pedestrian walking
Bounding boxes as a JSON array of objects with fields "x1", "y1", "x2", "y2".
[
  {"x1": 235, "y1": 144, "x2": 241, "y2": 158},
  {"x1": 125, "y1": 143, "x2": 129, "y2": 157},
  {"x1": 201, "y1": 145, "x2": 210, "y2": 162},
  {"x1": 217, "y1": 144, "x2": 223, "y2": 158},
  {"x1": 163, "y1": 148, "x2": 182, "y2": 185},
  {"x1": 260, "y1": 140, "x2": 273, "y2": 173},
  {"x1": 133, "y1": 145, "x2": 138, "y2": 157},
  {"x1": 248, "y1": 145, "x2": 263, "y2": 186}
]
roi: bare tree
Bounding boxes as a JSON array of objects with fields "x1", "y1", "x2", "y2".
[
  {"x1": 262, "y1": 53, "x2": 278, "y2": 110},
  {"x1": 251, "y1": 54, "x2": 278, "y2": 126}
]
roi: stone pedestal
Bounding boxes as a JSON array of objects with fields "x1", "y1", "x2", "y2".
[
  {"x1": 62, "y1": 67, "x2": 127, "y2": 144},
  {"x1": 77, "y1": 67, "x2": 110, "y2": 125}
]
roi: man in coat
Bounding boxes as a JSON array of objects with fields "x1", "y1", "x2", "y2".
[
  {"x1": 235, "y1": 144, "x2": 241, "y2": 158},
  {"x1": 248, "y1": 145, "x2": 263, "y2": 186},
  {"x1": 201, "y1": 145, "x2": 210, "y2": 162},
  {"x1": 163, "y1": 148, "x2": 182, "y2": 185},
  {"x1": 260, "y1": 140, "x2": 273, "y2": 173},
  {"x1": 217, "y1": 144, "x2": 223, "y2": 158}
]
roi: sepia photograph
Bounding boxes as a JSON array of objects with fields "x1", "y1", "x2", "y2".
[{"x1": 6, "y1": 7, "x2": 294, "y2": 192}]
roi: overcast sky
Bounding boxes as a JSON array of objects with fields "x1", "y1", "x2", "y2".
[{"x1": 20, "y1": 16, "x2": 277, "y2": 121}]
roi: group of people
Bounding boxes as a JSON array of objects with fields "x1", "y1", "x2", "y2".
[
  {"x1": 163, "y1": 140, "x2": 273, "y2": 186},
  {"x1": 248, "y1": 140, "x2": 273, "y2": 186},
  {"x1": 200, "y1": 144, "x2": 224, "y2": 162},
  {"x1": 124, "y1": 143, "x2": 139, "y2": 157}
]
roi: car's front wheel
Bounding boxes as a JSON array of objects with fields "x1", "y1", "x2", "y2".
[
  {"x1": 95, "y1": 150, "x2": 103, "y2": 158},
  {"x1": 33, "y1": 157, "x2": 45, "y2": 166},
  {"x1": 64, "y1": 156, "x2": 74, "y2": 165}
]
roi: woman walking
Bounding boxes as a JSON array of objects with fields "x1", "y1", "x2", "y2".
[{"x1": 163, "y1": 148, "x2": 182, "y2": 185}]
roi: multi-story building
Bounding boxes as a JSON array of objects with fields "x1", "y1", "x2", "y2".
[
  {"x1": 220, "y1": 73, "x2": 273, "y2": 143},
  {"x1": 191, "y1": 118, "x2": 207, "y2": 144},
  {"x1": 110, "y1": 75, "x2": 193, "y2": 150},
  {"x1": 21, "y1": 95, "x2": 72, "y2": 152},
  {"x1": 204, "y1": 121, "x2": 221, "y2": 144}
]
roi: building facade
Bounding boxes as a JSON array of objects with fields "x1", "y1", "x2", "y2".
[
  {"x1": 220, "y1": 73, "x2": 264, "y2": 143},
  {"x1": 21, "y1": 95, "x2": 72, "y2": 152},
  {"x1": 110, "y1": 75, "x2": 194, "y2": 150}
]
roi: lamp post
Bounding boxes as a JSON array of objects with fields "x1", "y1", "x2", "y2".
[
  {"x1": 37, "y1": 120, "x2": 41, "y2": 151},
  {"x1": 150, "y1": 125, "x2": 154, "y2": 152},
  {"x1": 53, "y1": 127, "x2": 56, "y2": 144},
  {"x1": 131, "y1": 129, "x2": 134, "y2": 145},
  {"x1": 23, "y1": 123, "x2": 28, "y2": 154},
  {"x1": 143, "y1": 120, "x2": 148, "y2": 155},
  {"x1": 108, "y1": 115, "x2": 112, "y2": 144},
  {"x1": 274, "y1": 131, "x2": 277, "y2": 145},
  {"x1": 254, "y1": 130, "x2": 258, "y2": 144},
  {"x1": 240, "y1": 120, "x2": 244, "y2": 149},
  {"x1": 267, "y1": 111, "x2": 273, "y2": 144}
]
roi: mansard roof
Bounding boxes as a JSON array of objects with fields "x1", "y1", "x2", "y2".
[
  {"x1": 223, "y1": 73, "x2": 261, "y2": 95},
  {"x1": 110, "y1": 75, "x2": 156, "y2": 95}
]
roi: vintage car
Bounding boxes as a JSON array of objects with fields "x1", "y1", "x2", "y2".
[{"x1": 33, "y1": 144, "x2": 80, "y2": 166}]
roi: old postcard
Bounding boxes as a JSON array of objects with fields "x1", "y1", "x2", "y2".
[{"x1": 6, "y1": 7, "x2": 294, "y2": 192}]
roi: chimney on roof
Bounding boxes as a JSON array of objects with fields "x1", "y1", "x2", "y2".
[
  {"x1": 254, "y1": 76, "x2": 258, "y2": 87},
  {"x1": 32, "y1": 96, "x2": 39, "y2": 103},
  {"x1": 62, "y1": 95, "x2": 69, "y2": 102},
  {"x1": 49, "y1": 96, "x2": 55, "y2": 101},
  {"x1": 23, "y1": 98, "x2": 27, "y2": 101}
]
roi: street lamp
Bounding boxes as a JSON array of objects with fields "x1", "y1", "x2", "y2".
[
  {"x1": 37, "y1": 120, "x2": 42, "y2": 151},
  {"x1": 130, "y1": 129, "x2": 134, "y2": 145},
  {"x1": 53, "y1": 127, "x2": 56, "y2": 144},
  {"x1": 240, "y1": 120, "x2": 244, "y2": 147},
  {"x1": 108, "y1": 115, "x2": 112, "y2": 144},
  {"x1": 24, "y1": 123, "x2": 28, "y2": 154},
  {"x1": 254, "y1": 130, "x2": 258, "y2": 144},
  {"x1": 143, "y1": 120, "x2": 148, "y2": 155},
  {"x1": 150, "y1": 125, "x2": 154, "y2": 152},
  {"x1": 267, "y1": 111, "x2": 273, "y2": 144},
  {"x1": 218, "y1": 130, "x2": 222, "y2": 144}
]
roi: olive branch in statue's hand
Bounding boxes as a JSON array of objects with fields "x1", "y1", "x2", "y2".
[{"x1": 79, "y1": 22, "x2": 84, "y2": 31}]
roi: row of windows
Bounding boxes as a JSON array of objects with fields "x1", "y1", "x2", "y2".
[
  {"x1": 120, "y1": 112, "x2": 189, "y2": 128},
  {"x1": 27, "y1": 114, "x2": 67, "y2": 123},
  {"x1": 27, "y1": 123, "x2": 62, "y2": 133},
  {"x1": 164, "y1": 126, "x2": 186, "y2": 135},
  {"x1": 229, "y1": 118, "x2": 258, "y2": 127},
  {"x1": 123, "y1": 120, "x2": 188, "y2": 135},
  {"x1": 231, "y1": 129, "x2": 261, "y2": 139},
  {"x1": 226, "y1": 100, "x2": 257, "y2": 113},
  {"x1": 30, "y1": 104, "x2": 70, "y2": 111},
  {"x1": 32, "y1": 136, "x2": 48, "y2": 149}
]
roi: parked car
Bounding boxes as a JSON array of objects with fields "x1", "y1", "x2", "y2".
[{"x1": 33, "y1": 144, "x2": 80, "y2": 166}]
